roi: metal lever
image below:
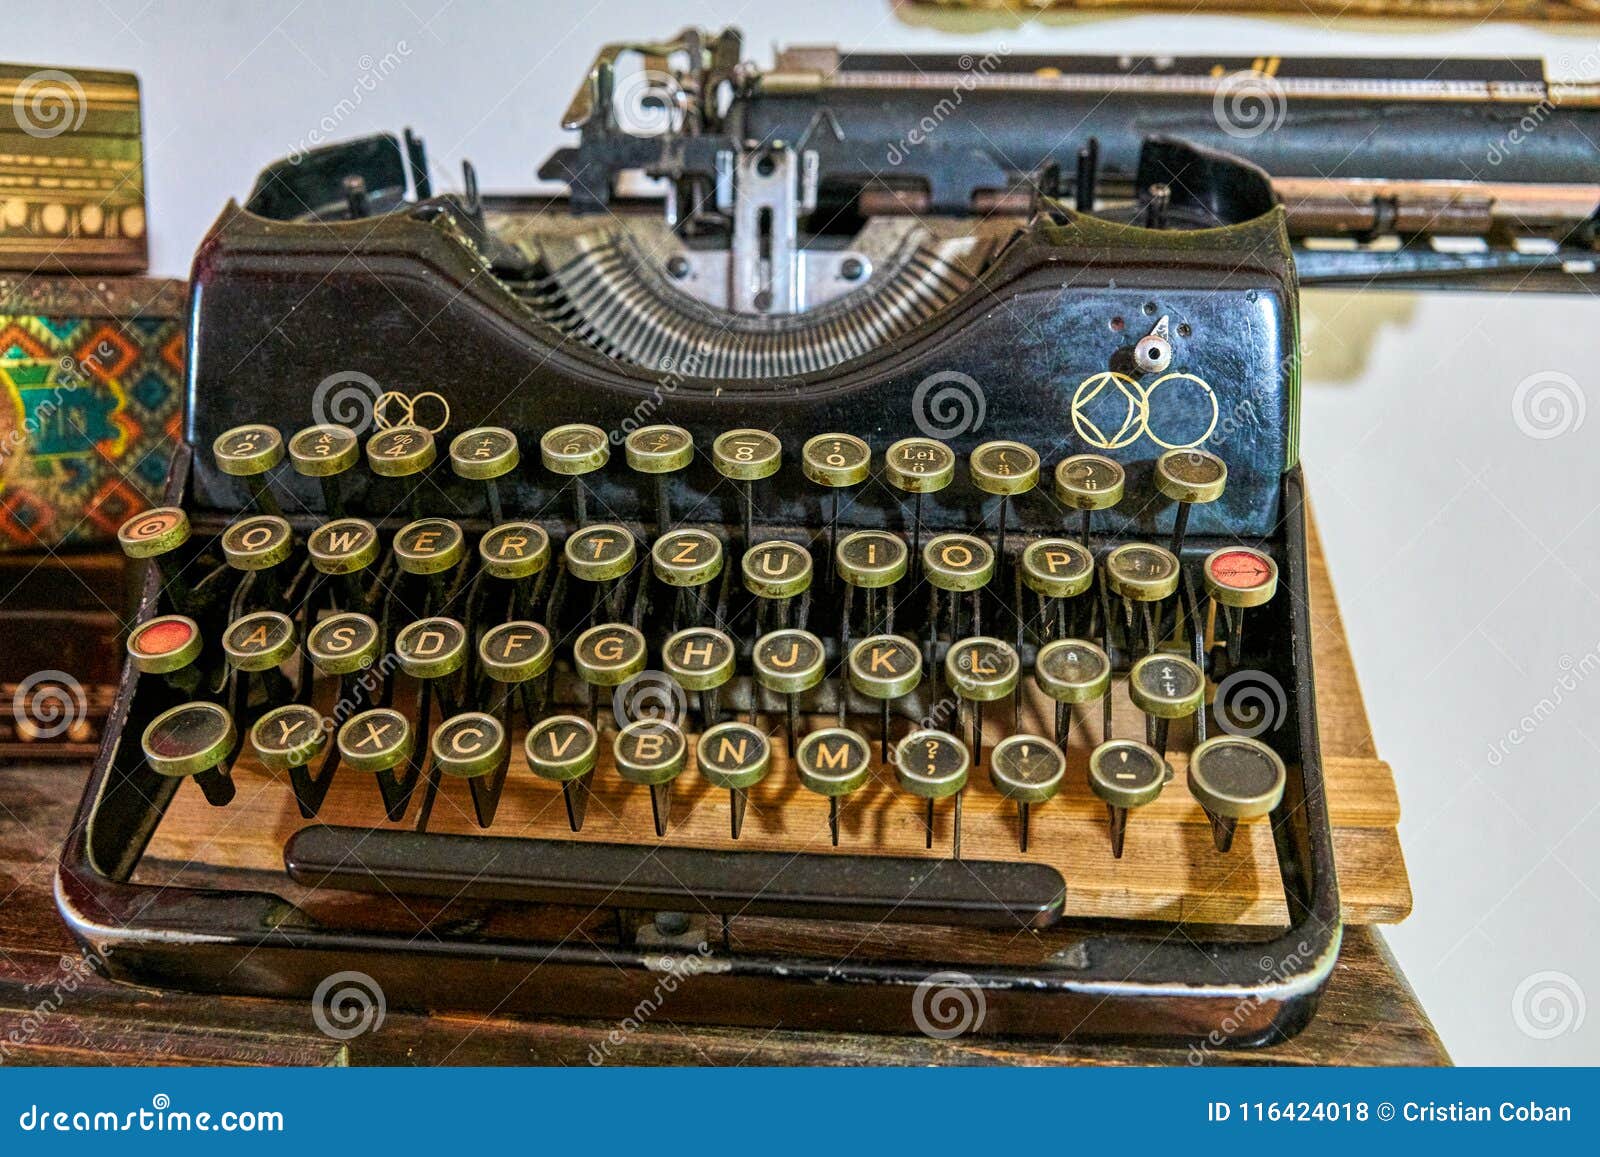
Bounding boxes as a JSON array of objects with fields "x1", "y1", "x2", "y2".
[{"x1": 285, "y1": 824, "x2": 1065, "y2": 929}]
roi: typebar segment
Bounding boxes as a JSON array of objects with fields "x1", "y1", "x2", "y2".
[{"x1": 285, "y1": 825, "x2": 1065, "y2": 929}]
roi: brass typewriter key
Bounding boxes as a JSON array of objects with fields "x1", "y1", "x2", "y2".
[
  {"x1": 573, "y1": 623, "x2": 648, "y2": 724},
  {"x1": 479, "y1": 522, "x2": 551, "y2": 620},
  {"x1": 1155, "y1": 447, "x2": 1227, "y2": 556},
  {"x1": 969, "y1": 440, "x2": 1040, "y2": 569},
  {"x1": 795, "y1": 727, "x2": 873, "y2": 846},
  {"x1": 525, "y1": 714, "x2": 600, "y2": 831},
  {"x1": 395, "y1": 613, "x2": 468, "y2": 808},
  {"x1": 1035, "y1": 637, "x2": 1111, "y2": 747},
  {"x1": 1187, "y1": 734, "x2": 1287, "y2": 853},
  {"x1": 118, "y1": 507, "x2": 196, "y2": 614},
  {"x1": 1021, "y1": 537, "x2": 1094, "y2": 639},
  {"x1": 221, "y1": 514, "x2": 294, "y2": 604},
  {"x1": 989, "y1": 734, "x2": 1067, "y2": 853},
  {"x1": 944, "y1": 636, "x2": 1020, "y2": 768},
  {"x1": 753, "y1": 628, "x2": 825, "y2": 750},
  {"x1": 288, "y1": 424, "x2": 360, "y2": 516},
  {"x1": 213, "y1": 423, "x2": 285, "y2": 515},
  {"x1": 394, "y1": 517, "x2": 466, "y2": 613},
  {"x1": 1128, "y1": 652, "x2": 1205, "y2": 757},
  {"x1": 663, "y1": 627, "x2": 736, "y2": 728},
  {"x1": 614, "y1": 719, "x2": 688, "y2": 837},
  {"x1": 338, "y1": 707, "x2": 417, "y2": 817},
  {"x1": 479, "y1": 621, "x2": 553, "y2": 724},
  {"x1": 836, "y1": 530, "x2": 907, "y2": 638},
  {"x1": 367, "y1": 425, "x2": 436, "y2": 518},
  {"x1": 432, "y1": 711, "x2": 510, "y2": 827},
  {"x1": 142, "y1": 701, "x2": 238, "y2": 805},
  {"x1": 712, "y1": 428, "x2": 781, "y2": 546},
  {"x1": 1089, "y1": 738, "x2": 1172, "y2": 858},
  {"x1": 884, "y1": 435, "x2": 955, "y2": 572},
  {"x1": 802, "y1": 433, "x2": 872, "y2": 585},
  {"x1": 565, "y1": 523, "x2": 638, "y2": 621},
  {"x1": 126, "y1": 614, "x2": 203, "y2": 692},
  {"x1": 1104, "y1": 541, "x2": 1181, "y2": 654},
  {"x1": 848, "y1": 634, "x2": 922, "y2": 761},
  {"x1": 541, "y1": 423, "x2": 610, "y2": 524},
  {"x1": 223, "y1": 610, "x2": 297, "y2": 688},
  {"x1": 653, "y1": 528, "x2": 724, "y2": 626},
  {"x1": 696, "y1": 721, "x2": 772, "y2": 839},
  {"x1": 305, "y1": 611, "x2": 381, "y2": 677},
  {"x1": 307, "y1": 517, "x2": 380, "y2": 611},
  {"x1": 449, "y1": 426, "x2": 519, "y2": 523},
  {"x1": 922, "y1": 532, "x2": 994, "y2": 664},
  {"x1": 894, "y1": 728, "x2": 970, "y2": 856},
  {"x1": 1203, "y1": 546, "x2": 1279, "y2": 665},
  {"x1": 1054, "y1": 453, "x2": 1125, "y2": 548},
  {"x1": 742, "y1": 539, "x2": 812, "y2": 631},
  {"x1": 625, "y1": 424, "x2": 694, "y2": 530},
  {"x1": 250, "y1": 703, "x2": 333, "y2": 817}
]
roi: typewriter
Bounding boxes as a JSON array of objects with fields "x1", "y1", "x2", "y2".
[{"x1": 59, "y1": 29, "x2": 1599, "y2": 1045}]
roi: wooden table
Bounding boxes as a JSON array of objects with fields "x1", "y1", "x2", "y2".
[{"x1": 0, "y1": 522, "x2": 1446, "y2": 1065}]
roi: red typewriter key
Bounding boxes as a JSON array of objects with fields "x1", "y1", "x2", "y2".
[
  {"x1": 1203, "y1": 545, "x2": 1279, "y2": 663},
  {"x1": 127, "y1": 614, "x2": 202, "y2": 678}
]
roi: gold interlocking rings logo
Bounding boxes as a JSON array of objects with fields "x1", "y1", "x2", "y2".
[
  {"x1": 374, "y1": 390, "x2": 451, "y2": 434},
  {"x1": 1070, "y1": 371, "x2": 1218, "y2": 450}
]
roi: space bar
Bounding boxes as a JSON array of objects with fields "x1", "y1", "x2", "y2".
[{"x1": 284, "y1": 824, "x2": 1065, "y2": 929}]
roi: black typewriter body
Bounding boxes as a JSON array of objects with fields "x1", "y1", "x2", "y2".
[{"x1": 67, "y1": 25, "x2": 1600, "y2": 1047}]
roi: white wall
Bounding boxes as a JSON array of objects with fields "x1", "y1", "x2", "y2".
[{"x1": 13, "y1": 0, "x2": 1599, "y2": 1064}]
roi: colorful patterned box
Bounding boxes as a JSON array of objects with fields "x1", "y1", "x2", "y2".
[{"x1": 0, "y1": 276, "x2": 185, "y2": 550}]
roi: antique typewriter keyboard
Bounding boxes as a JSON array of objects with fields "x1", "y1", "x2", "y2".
[{"x1": 117, "y1": 419, "x2": 1289, "y2": 895}]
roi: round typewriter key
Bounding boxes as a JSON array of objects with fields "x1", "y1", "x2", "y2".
[
  {"x1": 307, "y1": 517, "x2": 379, "y2": 576},
  {"x1": 1089, "y1": 738, "x2": 1171, "y2": 858},
  {"x1": 290, "y1": 424, "x2": 360, "y2": 517},
  {"x1": 450, "y1": 426, "x2": 519, "y2": 521},
  {"x1": 923, "y1": 533, "x2": 994, "y2": 593},
  {"x1": 945, "y1": 636, "x2": 1020, "y2": 767},
  {"x1": 625, "y1": 424, "x2": 694, "y2": 528},
  {"x1": 696, "y1": 721, "x2": 772, "y2": 839},
  {"x1": 289, "y1": 424, "x2": 359, "y2": 477},
  {"x1": 803, "y1": 432, "x2": 871, "y2": 585},
  {"x1": 849, "y1": 634, "x2": 923, "y2": 761},
  {"x1": 1104, "y1": 542, "x2": 1180, "y2": 603},
  {"x1": 541, "y1": 423, "x2": 609, "y2": 522},
  {"x1": 338, "y1": 707, "x2": 413, "y2": 774},
  {"x1": 652, "y1": 528, "x2": 723, "y2": 588},
  {"x1": 479, "y1": 522, "x2": 551, "y2": 581},
  {"x1": 478, "y1": 621, "x2": 553, "y2": 684},
  {"x1": 894, "y1": 728, "x2": 970, "y2": 856},
  {"x1": 989, "y1": 735, "x2": 1067, "y2": 852},
  {"x1": 366, "y1": 424, "x2": 436, "y2": 477},
  {"x1": 753, "y1": 628, "x2": 825, "y2": 749},
  {"x1": 431, "y1": 711, "x2": 506, "y2": 779},
  {"x1": 127, "y1": 615, "x2": 201, "y2": 676},
  {"x1": 223, "y1": 610, "x2": 297, "y2": 672},
  {"x1": 250, "y1": 703, "x2": 329, "y2": 772},
  {"x1": 393, "y1": 517, "x2": 464, "y2": 577},
  {"x1": 741, "y1": 540, "x2": 812, "y2": 601},
  {"x1": 1188, "y1": 734, "x2": 1287, "y2": 853},
  {"x1": 1203, "y1": 546, "x2": 1278, "y2": 609},
  {"x1": 573, "y1": 623, "x2": 648, "y2": 702},
  {"x1": 525, "y1": 714, "x2": 600, "y2": 831},
  {"x1": 1021, "y1": 538, "x2": 1093, "y2": 601},
  {"x1": 1035, "y1": 637, "x2": 1112, "y2": 746},
  {"x1": 394, "y1": 616, "x2": 467, "y2": 680},
  {"x1": 663, "y1": 627, "x2": 736, "y2": 708},
  {"x1": 118, "y1": 506, "x2": 190, "y2": 560},
  {"x1": 836, "y1": 532, "x2": 907, "y2": 635},
  {"x1": 795, "y1": 727, "x2": 872, "y2": 845},
  {"x1": 306, "y1": 612, "x2": 380, "y2": 676},
  {"x1": 214, "y1": 424, "x2": 284, "y2": 477},
  {"x1": 713, "y1": 428, "x2": 781, "y2": 544},
  {"x1": 970, "y1": 440, "x2": 1040, "y2": 570},
  {"x1": 1055, "y1": 453, "x2": 1124, "y2": 546},
  {"x1": 564, "y1": 523, "x2": 637, "y2": 584},
  {"x1": 614, "y1": 719, "x2": 688, "y2": 837},
  {"x1": 221, "y1": 514, "x2": 293, "y2": 571},
  {"x1": 1129, "y1": 652, "x2": 1205, "y2": 756},
  {"x1": 142, "y1": 701, "x2": 236, "y2": 780},
  {"x1": 885, "y1": 436, "x2": 955, "y2": 576},
  {"x1": 1155, "y1": 447, "x2": 1226, "y2": 555}
]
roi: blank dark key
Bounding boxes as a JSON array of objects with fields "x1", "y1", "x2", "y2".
[
  {"x1": 1155, "y1": 447, "x2": 1226, "y2": 556},
  {"x1": 1187, "y1": 735, "x2": 1287, "y2": 853}
]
